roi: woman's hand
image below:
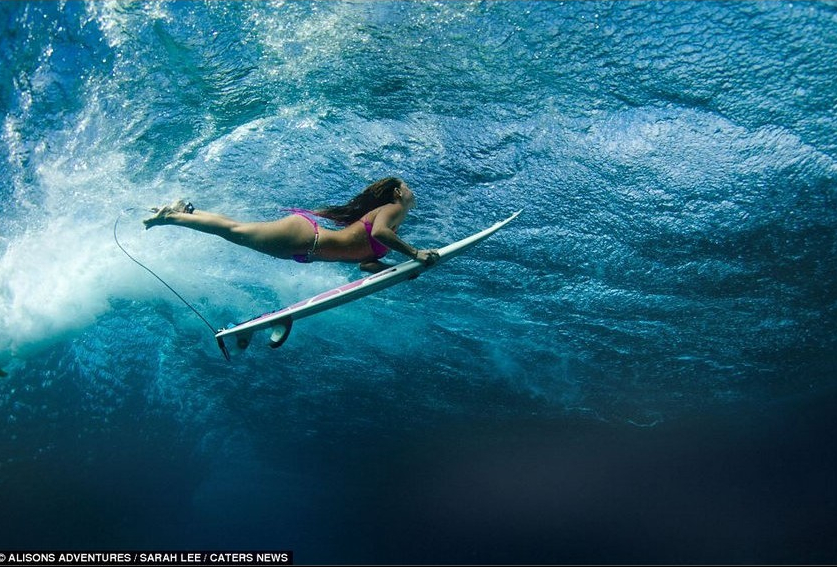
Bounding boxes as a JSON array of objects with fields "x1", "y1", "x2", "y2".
[{"x1": 414, "y1": 249, "x2": 440, "y2": 266}]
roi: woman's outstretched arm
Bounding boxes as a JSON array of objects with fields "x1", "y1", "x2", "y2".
[{"x1": 369, "y1": 203, "x2": 440, "y2": 266}]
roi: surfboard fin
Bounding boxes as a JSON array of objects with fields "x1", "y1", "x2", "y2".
[
  {"x1": 269, "y1": 319, "x2": 293, "y2": 349},
  {"x1": 216, "y1": 337, "x2": 232, "y2": 361},
  {"x1": 216, "y1": 329, "x2": 255, "y2": 360}
]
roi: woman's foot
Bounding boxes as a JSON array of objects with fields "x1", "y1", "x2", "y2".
[{"x1": 143, "y1": 199, "x2": 194, "y2": 228}]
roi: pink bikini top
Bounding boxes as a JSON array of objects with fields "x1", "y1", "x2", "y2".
[{"x1": 363, "y1": 219, "x2": 390, "y2": 259}]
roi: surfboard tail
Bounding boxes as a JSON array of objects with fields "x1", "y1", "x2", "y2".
[{"x1": 216, "y1": 317, "x2": 293, "y2": 358}]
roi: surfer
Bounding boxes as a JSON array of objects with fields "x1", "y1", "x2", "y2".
[{"x1": 143, "y1": 177, "x2": 440, "y2": 273}]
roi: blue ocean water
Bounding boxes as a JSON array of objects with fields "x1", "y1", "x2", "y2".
[{"x1": 1, "y1": 1, "x2": 836, "y2": 563}]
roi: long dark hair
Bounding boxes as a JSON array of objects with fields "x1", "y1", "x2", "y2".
[{"x1": 316, "y1": 177, "x2": 405, "y2": 225}]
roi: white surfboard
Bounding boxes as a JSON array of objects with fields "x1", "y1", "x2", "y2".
[{"x1": 215, "y1": 210, "x2": 521, "y2": 358}]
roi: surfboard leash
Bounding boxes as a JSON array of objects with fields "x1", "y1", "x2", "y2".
[{"x1": 113, "y1": 209, "x2": 220, "y2": 338}]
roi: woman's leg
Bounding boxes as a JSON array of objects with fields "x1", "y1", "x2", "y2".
[
  {"x1": 145, "y1": 209, "x2": 242, "y2": 239},
  {"x1": 144, "y1": 207, "x2": 312, "y2": 258}
]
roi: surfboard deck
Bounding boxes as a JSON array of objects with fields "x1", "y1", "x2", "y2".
[{"x1": 215, "y1": 210, "x2": 521, "y2": 358}]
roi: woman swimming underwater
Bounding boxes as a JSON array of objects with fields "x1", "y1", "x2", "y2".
[{"x1": 143, "y1": 177, "x2": 440, "y2": 273}]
